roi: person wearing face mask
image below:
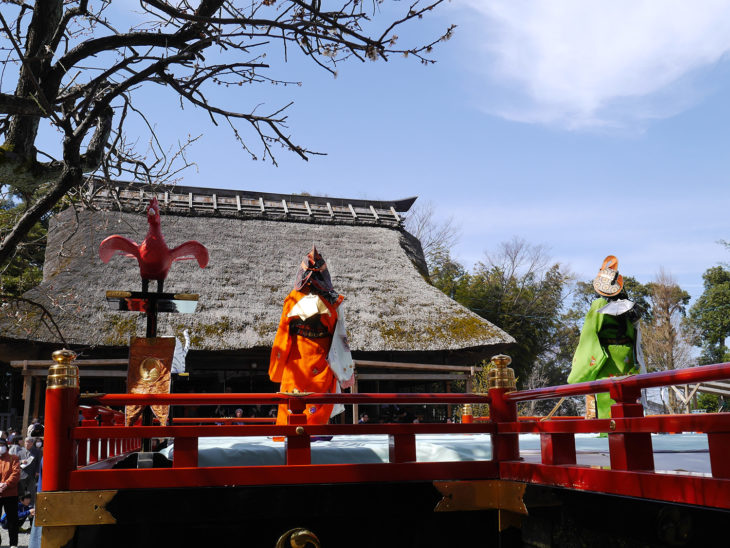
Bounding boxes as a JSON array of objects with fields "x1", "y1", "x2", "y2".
[{"x1": 0, "y1": 439, "x2": 20, "y2": 548}]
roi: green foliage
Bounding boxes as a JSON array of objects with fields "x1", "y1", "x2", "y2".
[
  {"x1": 470, "y1": 359, "x2": 494, "y2": 417},
  {"x1": 689, "y1": 266, "x2": 730, "y2": 363},
  {"x1": 429, "y1": 239, "x2": 573, "y2": 388},
  {"x1": 0, "y1": 191, "x2": 46, "y2": 296},
  {"x1": 696, "y1": 393, "x2": 720, "y2": 413},
  {"x1": 428, "y1": 247, "x2": 467, "y2": 300}
]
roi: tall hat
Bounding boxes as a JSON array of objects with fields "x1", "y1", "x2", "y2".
[
  {"x1": 593, "y1": 255, "x2": 623, "y2": 297},
  {"x1": 293, "y1": 246, "x2": 339, "y2": 303}
]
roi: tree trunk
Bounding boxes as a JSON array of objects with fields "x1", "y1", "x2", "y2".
[{"x1": 4, "y1": 0, "x2": 63, "y2": 163}]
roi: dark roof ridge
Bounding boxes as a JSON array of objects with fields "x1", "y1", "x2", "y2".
[{"x1": 87, "y1": 179, "x2": 417, "y2": 212}]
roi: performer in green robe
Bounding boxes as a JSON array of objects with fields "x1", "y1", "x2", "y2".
[{"x1": 568, "y1": 256, "x2": 641, "y2": 419}]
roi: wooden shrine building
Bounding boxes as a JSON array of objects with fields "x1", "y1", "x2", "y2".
[{"x1": 0, "y1": 181, "x2": 513, "y2": 424}]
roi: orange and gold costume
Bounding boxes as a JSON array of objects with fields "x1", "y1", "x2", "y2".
[
  {"x1": 269, "y1": 288, "x2": 343, "y2": 425},
  {"x1": 269, "y1": 246, "x2": 349, "y2": 426}
]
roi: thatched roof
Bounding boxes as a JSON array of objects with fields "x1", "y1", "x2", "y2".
[{"x1": 2, "y1": 184, "x2": 513, "y2": 362}]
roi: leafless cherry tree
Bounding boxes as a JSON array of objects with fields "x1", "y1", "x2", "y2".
[
  {"x1": 0, "y1": 0, "x2": 453, "y2": 269},
  {"x1": 404, "y1": 200, "x2": 460, "y2": 265}
]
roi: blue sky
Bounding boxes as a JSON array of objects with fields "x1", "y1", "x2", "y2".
[{"x1": 39, "y1": 1, "x2": 730, "y2": 300}]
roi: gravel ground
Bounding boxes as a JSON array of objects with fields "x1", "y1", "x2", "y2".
[{"x1": 0, "y1": 527, "x2": 31, "y2": 547}]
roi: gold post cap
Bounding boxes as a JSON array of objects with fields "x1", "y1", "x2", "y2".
[
  {"x1": 49, "y1": 349, "x2": 79, "y2": 389},
  {"x1": 52, "y1": 349, "x2": 77, "y2": 364},
  {"x1": 491, "y1": 354, "x2": 512, "y2": 367},
  {"x1": 488, "y1": 354, "x2": 516, "y2": 391}
]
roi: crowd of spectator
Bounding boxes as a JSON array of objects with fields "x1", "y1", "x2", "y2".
[{"x1": 0, "y1": 417, "x2": 43, "y2": 547}]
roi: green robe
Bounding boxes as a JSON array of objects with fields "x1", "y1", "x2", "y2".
[{"x1": 568, "y1": 298, "x2": 638, "y2": 419}]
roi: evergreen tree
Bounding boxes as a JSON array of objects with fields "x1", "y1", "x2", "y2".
[{"x1": 689, "y1": 266, "x2": 730, "y2": 363}]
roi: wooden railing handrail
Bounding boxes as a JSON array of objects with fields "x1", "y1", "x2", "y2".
[
  {"x1": 94, "y1": 392, "x2": 491, "y2": 406},
  {"x1": 505, "y1": 362, "x2": 730, "y2": 402}
]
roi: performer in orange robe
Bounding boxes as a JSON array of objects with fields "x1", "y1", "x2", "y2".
[{"x1": 269, "y1": 247, "x2": 344, "y2": 425}]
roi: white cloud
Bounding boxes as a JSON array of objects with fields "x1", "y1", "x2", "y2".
[{"x1": 463, "y1": 0, "x2": 730, "y2": 129}]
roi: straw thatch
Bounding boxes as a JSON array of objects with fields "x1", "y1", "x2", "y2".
[{"x1": 3, "y1": 192, "x2": 513, "y2": 362}]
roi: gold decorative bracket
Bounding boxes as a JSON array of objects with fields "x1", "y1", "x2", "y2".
[
  {"x1": 434, "y1": 480, "x2": 527, "y2": 531},
  {"x1": 37, "y1": 490, "x2": 117, "y2": 526},
  {"x1": 38, "y1": 490, "x2": 117, "y2": 548}
]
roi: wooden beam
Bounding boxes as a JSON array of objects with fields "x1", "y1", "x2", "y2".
[
  {"x1": 356, "y1": 374, "x2": 467, "y2": 381},
  {"x1": 353, "y1": 360, "x2": 479, "y2": 373},
  {"x1": 11, "y1": 359, "x2": 128, "y2": 368},
  {"x1": 21, "y1": 370, "x2": 128, "y2": 378}
]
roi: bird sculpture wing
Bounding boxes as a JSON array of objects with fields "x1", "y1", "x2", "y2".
[
  {"x1": 170, "y1": 241, "x2": 209, "y2": 268},
  {"x1": 99, "y1": 235, "x2": 141, "y2": 263}
]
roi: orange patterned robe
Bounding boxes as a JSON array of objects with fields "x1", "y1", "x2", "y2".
[{"x1": 269, "y1": 289, "x2": 343, "y2": 425}]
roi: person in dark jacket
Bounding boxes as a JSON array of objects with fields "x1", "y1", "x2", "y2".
[
  {"x1": 0, "y1": 438, "x2": 21, "y2": 547},
  {"x1": 1, "y1": 493, "x2": 33, "y2": 530}
]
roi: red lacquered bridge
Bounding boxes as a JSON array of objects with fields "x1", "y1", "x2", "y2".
[{"x1": 38, "y1": 353, "x2": 730, "y2": 548}]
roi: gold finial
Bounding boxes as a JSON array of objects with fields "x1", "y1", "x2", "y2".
[
  {"x1": 487, "y1": 354, "x2": 516, "y2": 391},
  {"x1": 491, "y1": 354, "x2": 512, "y2": 367},
  {"x1": 52, "y1": 349, "x2": 77, "y2": 365},
  {"x1": 48, "y1": 349, "x2": 79, "y2": 390}
]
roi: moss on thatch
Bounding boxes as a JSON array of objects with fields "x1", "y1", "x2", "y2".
[{"x1": 3, "y1": 204, "x2": 514, "y2": 355}]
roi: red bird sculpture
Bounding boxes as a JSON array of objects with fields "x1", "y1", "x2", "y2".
[{"x1": 99, "y1": 197, "x2": 209, "y2": 292}]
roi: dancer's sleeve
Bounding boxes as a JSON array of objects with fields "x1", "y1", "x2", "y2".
[{"x1": 269, "y1": 295, "x2": 295, "y2": 383}]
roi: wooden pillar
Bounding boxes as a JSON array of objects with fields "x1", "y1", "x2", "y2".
[
  {"x1": 488, "y1": 356, "x2": 519, "y2": 462},
  {"x1": 44, "y1": 350, "x2": 80, "y2": 491},
  {"x1": 352, "y1": 377, "x2": 359, "y2": 425},
  {"x1": 21, "y1": 364, "x2": 31, "y2": 435},
  {"x1": 32, "y1": 376, "x2": 42, "y2": 423},
  {"x1": 446, "y1": 381, "x2": 452, "y2": 421}
]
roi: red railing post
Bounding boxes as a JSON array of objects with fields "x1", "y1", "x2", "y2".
[
  {"x1": 608, "y1": 383, "x2": 654, "y2": 471},
  {"x1": 707, "y1": 433, "x2": 730, "y2": 478},
  {"x1": 285, "y1": 396, "x2": 311, "y2": 465},
  {"x1": 173, "y1": 437, "x2": 199, "y2": 467},
  {"x1": 389, "y1": 433, "x2": 416, "y2": 463},
  {"x1": 77, "y1": 439, "x2": 88, "y2": 467},
  {"x1": 89, "y1": 437, "x2": 99, "y2": 464},
  {"x1": 43, "y1": 350, "x2": 80, "y2": 491},
  {"x1": 487, "y1": 355, "x2": 519, "y2": 461},
  {"x1": 540, "y1": 433, "x2": 576, "y2": 465}
]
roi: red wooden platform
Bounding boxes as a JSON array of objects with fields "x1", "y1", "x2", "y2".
[{"x1": 45, "y1": 363, "x2": 730, "y2": 511}]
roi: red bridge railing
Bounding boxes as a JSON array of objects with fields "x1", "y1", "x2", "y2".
[{"x1": 42, "y1": 352, "x2": 730, "y2": 511}]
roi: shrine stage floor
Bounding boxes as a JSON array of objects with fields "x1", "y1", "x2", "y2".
[{"x1": 160, "y1": 432, "x2": 712, "y2": 474}]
